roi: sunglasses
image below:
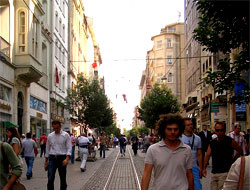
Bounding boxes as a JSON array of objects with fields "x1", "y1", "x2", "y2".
[{"x1": 215, "y1": 129, "x2": 225, "y2": 132}]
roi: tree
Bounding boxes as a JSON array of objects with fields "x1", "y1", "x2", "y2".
[
  {"x1": 193, "y1": 0, "x2": 249, "y2": 103},
  {"x1": 65, "y1": 74, "x2": 114, "y2": 132},
  {"x1": 138, "y1": 84, "x2": 180, "y2": 130}
]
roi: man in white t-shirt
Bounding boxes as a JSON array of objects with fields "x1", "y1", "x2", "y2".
[{"x1": 141, "y1": 114, "x2": 193, "y2": 190}]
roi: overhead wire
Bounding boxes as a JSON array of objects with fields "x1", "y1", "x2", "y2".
[{"x1": 22, "y1": 0, "x2": 212, "y2": 65}]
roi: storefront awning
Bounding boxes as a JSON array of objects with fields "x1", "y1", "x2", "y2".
[{"x1": 4, "y1": 121, "x2": 19, "y2": 128}]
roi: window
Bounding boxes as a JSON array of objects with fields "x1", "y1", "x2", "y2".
[
  {"x1": 19, "y1": 11, "x2": 26, "y2": 53},
  {"x1": 32, "y1": 18, "x2": 39, "y2": 57},
  {"x1": 62, "y1": 75, "x2": 65, "y2": 91},
  {"x1": 59, "y1": 72, "x2": 62, "y2": 89},
  {"x1": 0, "y1": 84, "x2": 11, "y2": 102},
  {"x1": 157, "y1": 40, "x2": 162, "y2": 48},
  {"x1": 168, "y1": 73, "x2": 173, "y2": 83},
  {"x1": 167, "y1": 56, "x2": 172, "y2": 64},
  {"x1": 59, "y1": 45, "x2": 61, "y2": 63},
  {"x1": 30, "y1": 96, "x2": 47, "y2": 113},
  {"x1": 62, "y1": 25, "x2": 65, "y2": 41},
  {"x1": 209, "y1": 56, "x2": 212, "y2": 66},
  {"x1": 55, "y1": 12, "x2": 58, "y2": 31},
  {"x1": 203, "y1": 63, "x2": 205, "y2": 73},
  {"x1": 55, "y1": 41, "x2": 58, "y2": 59},
  {"x1": 62, "y1": 50, "x2": 64, "y2": 66},
  {"x1": 206, "y1": 59, "x2": 208, "y2": 70},
  {"x1": 167, "y1": 39, "x2": 171, "y2": 47},
  {"x1": 59, "y1": 18, "x2": 62, "y2": 36},
  {"x1": 168, "y1": 27, "x2": 176, "y2": 33},
  {"x1": 63, "y1": 1, "x2": 65, "y2": 15}
]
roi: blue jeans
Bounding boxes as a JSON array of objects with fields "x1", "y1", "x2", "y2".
[
  {"x1": 120, "y1": 145, "x2": 126, "y2": 154},
  {"x1": 47, "y1": 155, "x2": 67, "y2": 190},
  {"x1": 71, "y1": 146, "x2": 75, "y2": 164},
  {"x1": 145, "y1": 144, "x2": 150, "y2": 153},
  {"x1": 100, "y1": 145, "x2": 106, "y2": 158},
  {"x1": 192, "y1": 167, "x2": 202, "y2": 190},
  {"x1": 25, "y1": 157, "x2": 34, "y2": 177}
]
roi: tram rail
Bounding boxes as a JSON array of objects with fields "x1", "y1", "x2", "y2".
[{"x1": 103, "y1": 147, "x2": 141, "y2": 190}]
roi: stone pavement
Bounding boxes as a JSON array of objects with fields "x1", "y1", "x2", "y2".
[
  {"x1": 21, "y1": 147, "x2": 115, "y2": 190},
  {"x1": 106, "y1": 149, "x2": 139, "y2": 190},
  {"x1": 21, "y1": 146, "x2": 212, "y2": 190}
]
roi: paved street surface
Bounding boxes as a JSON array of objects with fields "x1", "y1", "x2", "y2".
[{"x1": 21, "y1": 146, "x2": 211, "y2": 190}]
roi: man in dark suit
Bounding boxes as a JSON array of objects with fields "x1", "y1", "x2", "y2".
[{"x1": 198, "y1": 125, "x2": 212, "y2": 164}]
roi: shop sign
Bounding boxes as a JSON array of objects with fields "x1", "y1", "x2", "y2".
[
  {"x1": 51, "y1": 113, "x2": 65, "y2": 123},
  {"x1": 236, "y1": 103, "x2": 246, "y2": 121},
  {"x1": 210, "y1": 102, "x2": 219, "y2": 113},
  {"x1": 36, "y1": 112, "x2": 43, "y2": 119},
  {"x1": 0, "y1": 102, "x2": 11, "y2": 111}
]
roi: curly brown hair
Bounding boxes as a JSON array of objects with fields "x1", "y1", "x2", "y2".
[{"x1": 156, "y1": 113, "x2": 184, "y2": 139}]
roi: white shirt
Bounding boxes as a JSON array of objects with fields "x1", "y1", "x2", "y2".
[
  {"x1": 203, "y1": 130, "x2": 207, "y2": 138},
  {"x1": 45, "y1": 130, "x2": 72, "y2": 157},
  {"x1": 228, "y1": 131, "x2": 247, "y2": 155},
  {"x1": 78, "y1": 136, "x2": 89, "y2": 145}
]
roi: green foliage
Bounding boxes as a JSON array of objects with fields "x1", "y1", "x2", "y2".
[
  {"x1": 65, "y1": 74, "x2": 114, "y2": 130},
  {"x1": 129, "y1": 126, "x2": 149, "y2": 136},
  {"x1": 138, "y1": 84, "x2": 180, "y2": 129},
  {"x1": 193, "y1": 0, "x2": 249, "y2": 103},
  {"x1": 103, "y1": 124, "x2": 121, "y2": 137}
]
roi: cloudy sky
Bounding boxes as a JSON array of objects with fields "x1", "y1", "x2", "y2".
[{"x1": 84, "y1": 0, "x2": 184, "y2": 132}]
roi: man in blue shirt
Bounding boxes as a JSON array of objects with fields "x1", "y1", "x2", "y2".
[{"x1": 181, "y1": 118, "x2": 202, "y2": 190}]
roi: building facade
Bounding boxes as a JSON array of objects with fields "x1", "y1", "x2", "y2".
[{"x1": 140, "y1": 23, "x2": 185, "y2": 104}]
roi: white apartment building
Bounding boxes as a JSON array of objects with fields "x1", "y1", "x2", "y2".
[{"x1": 50, "y1": 0, "x2": 69, "y2": 130}]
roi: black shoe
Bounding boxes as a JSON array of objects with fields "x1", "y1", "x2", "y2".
[
  {"x1": 81, "y1": 168, "x2": 85, "y2": 172},
  {"x1": 27, "y1": 175, "x2": 31, "y2": 180}
]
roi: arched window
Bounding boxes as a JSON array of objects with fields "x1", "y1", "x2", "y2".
[
  {"x1": 168, "y1": 73, "x2": 173, "y2": 83},
  {"x1": 19, "y1": 11, "x2": 26, "y2": 53}
]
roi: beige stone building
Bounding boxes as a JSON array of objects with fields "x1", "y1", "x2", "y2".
[
  {"x1": 140, "y1": 22, "x2": 185, "y2": 105},
  {"x1": 0, "y1": 0, "x2": 52, "y2": 139},
  {"x1": 68, "y1": 0, "x2": 102, "y2": 135}
]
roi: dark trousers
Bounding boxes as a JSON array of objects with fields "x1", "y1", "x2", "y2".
[
  {"x1": 40, "y1": 143, "x2": 46, "y2": 157},
  {"x1": 100, "y1": 145, "x2": 106, "y2": 158},
  {"x1": 71, "y1": 146, "x2": 75, "y2": 164},
  {"x1": 47, "y1": 155, "x2": 67, "y2": 190}
]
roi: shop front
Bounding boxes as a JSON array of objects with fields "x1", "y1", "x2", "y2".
[{"x1": 0, "y1": 82, "x2": 14, "y2": 141}]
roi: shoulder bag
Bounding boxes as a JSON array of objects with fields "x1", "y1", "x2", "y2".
[{"x1": 237, "y1": 156, "x2": 245, "y2": 190}]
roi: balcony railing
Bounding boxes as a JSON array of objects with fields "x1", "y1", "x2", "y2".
[{"x1": 0, "y1": 36, "x2": 10, "y2": 57}]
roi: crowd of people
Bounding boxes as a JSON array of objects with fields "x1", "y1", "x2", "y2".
[
  {"x1": 141, "y1": 114, "x2": 250, "y2": 190},
  {"x1": 1, "y1": 117, "x2": 249, "y2": 190}
]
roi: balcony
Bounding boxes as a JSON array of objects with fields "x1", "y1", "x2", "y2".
[
  {"x1": 0, "y1": 36, "x2": 10, "y2": 58},
  {"x1": 15, "y1": 55, "x2": 43, "y2": 84}
]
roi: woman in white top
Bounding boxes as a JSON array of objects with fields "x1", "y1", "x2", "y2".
[
  {"x1": 6, "y1": 126, "x2": 22, "y2": 156},
  {"x1": 223, "y1": 155, "x2": 250, "y2": 190},
  {"x1": 77, "y1": 133, "x2": 90, "y2": 172}
]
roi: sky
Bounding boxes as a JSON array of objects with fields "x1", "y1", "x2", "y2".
[{"x1": 84, "y1": 0, "x2": 184, "y2": 132}]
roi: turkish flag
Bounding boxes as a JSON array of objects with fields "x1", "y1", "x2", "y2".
[
  {"x1": 56, "y1": 67, "x2": 59, "y2": 84},
  {"x1": 122, "y1": 94, "x2": 127, "y2": 103},
  {"x1": 92, "y1": 60, "x2": 97, "y2": 68}
]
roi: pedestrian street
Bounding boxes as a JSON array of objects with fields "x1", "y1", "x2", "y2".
[{"x1": 20, "y1": 146, "x2": 212, "y2": 190}]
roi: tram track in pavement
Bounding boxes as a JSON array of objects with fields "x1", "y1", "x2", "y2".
[
  {"x1": 103, "y1": 147, "x2": 141, "y2": 190},
  {"x1": 82, "y1": 147, "x2": 141, "y2": 190}
]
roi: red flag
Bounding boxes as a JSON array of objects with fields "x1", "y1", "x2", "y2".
[
  {"x1": 122, "y1": 94, "x2": 127, "y2": 103},
  {"x1": 92, "y1": 60, "x2": 97, "y2": 68},
  {"x1": 56, "y1": 67, "x2": 59, "y2": 84}
]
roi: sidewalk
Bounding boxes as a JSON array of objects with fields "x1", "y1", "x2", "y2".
[{"x1": 21, "y1": 147, "x2": 115, "y2": 190}]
